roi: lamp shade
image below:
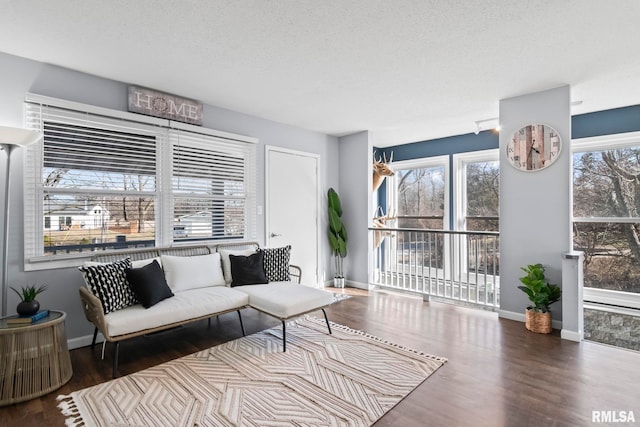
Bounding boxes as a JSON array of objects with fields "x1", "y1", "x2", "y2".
[{"x1": 0, "y1": 126, "x2": 41, "y2": 147}]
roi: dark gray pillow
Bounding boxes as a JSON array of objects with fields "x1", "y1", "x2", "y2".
[
  {"x1": 230, "y1": 252, "x2": 268, "y2": 287},
  {"x1": 125, "y1": 260, "x2": 174, "y2": 308}
]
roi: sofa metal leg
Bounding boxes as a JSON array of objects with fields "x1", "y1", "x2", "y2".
[
  {"x1": 91, "y1": 327, "x2": 98, "y2": 349},
  {"x1": 112, "y1": 341, "x2": 120, "y2": 378},
  {"x1": 322, "y1": 309, "x2": 332, "y2": 335},
  {"x1": 282, "y1": 320, "x2": 287, "y2": 352},
  {"x1": 237, "y1": 310, "x2": 246, "y2": 336}
]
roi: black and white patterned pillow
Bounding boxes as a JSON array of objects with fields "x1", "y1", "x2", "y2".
[
  {"x1": 259, "y1": 245, "x2": 291, "y2": 282},
  {"x1": 79, "y1": 258, "x2": 137, "y2": 314}
]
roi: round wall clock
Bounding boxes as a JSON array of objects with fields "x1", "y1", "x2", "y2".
[{"x1": 506, "y1": 123, "x2": 562, "y2": 171}]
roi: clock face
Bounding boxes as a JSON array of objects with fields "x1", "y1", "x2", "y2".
[{"x1": 506, "y1": 123, "x2": 562, "y2": 171}]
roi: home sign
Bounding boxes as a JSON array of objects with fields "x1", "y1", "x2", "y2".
[{"x1": 128, "y1": 86, "x2": 203, "y2": 125}]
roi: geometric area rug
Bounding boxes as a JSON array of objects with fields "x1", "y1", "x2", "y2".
[{"x1": 57, "y1": 316, "x2": 447, "y2": 426}]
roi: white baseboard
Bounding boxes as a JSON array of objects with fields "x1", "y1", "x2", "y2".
[
  {"x1": 68, "y1": 332, "x2": 104, "y2": 350},
  {"x1": 498, "y1": 309, "x2": 524, "y2": 322},
  {"x1": 347, "y1": 280, "x2": 375, "y2": 290},
  {"x1": 499, "y1": 309, "x2": 563, "y2": 330},
  {"x1": 323, "y1": 279, "x2": 374, "y2": 290},
  {"x1": 561, "y1": 329, "x2": 583, "y2": 342}
]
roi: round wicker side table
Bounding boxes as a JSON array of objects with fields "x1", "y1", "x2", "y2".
[{"x1": 0, "y1": 310, "x2": 73, "y2": 406}]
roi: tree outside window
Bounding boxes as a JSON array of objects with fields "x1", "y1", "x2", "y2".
[
  {"x1": 465, "y1": 161, "x2": 499, "y2": 232},
  {"x1": 573, "y1": 147, "x2": 640, "y2": 294},
  {"x1": 396, "y1": 166, "x2": 445, "y2": 229}
]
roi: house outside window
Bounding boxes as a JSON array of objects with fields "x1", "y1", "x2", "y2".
[{"x1": 23, "y1": 95, "x2": 256, "y2": 269}]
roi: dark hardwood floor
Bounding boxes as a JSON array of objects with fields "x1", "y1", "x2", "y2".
[{"x1": 3, "y1": 288, "x2": 639, "y2": 426}]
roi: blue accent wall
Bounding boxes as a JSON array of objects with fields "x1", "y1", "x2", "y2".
[
  {"x1": 374, "y1": 104, "x2": 640, "y2": 228},
  {"x1": 572, "y1": 105, "x2": 640, "y2": 139},
  {"x1": 378, "y1": 104, "x2": 640, "y2": 162},
  {"x1": 377, "y1": 129, "x2": 499, "y2": 162}
]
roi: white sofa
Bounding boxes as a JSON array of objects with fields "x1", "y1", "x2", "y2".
[{"x1": 78, "y1": 242, "x2": 333, "y2": 377}]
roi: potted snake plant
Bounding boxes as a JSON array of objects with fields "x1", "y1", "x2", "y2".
[{"x1": 518, "y1": 263, "x2": 561, "y2": 334}]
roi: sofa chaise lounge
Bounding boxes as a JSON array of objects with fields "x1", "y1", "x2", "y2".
[{"x1": 78, "y1": 242, "x2": 334, "y2": 377}]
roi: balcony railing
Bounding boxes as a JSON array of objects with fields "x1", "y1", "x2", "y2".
[{"x1": 370, "y1": 227, "x2": 500, "y2": 309}]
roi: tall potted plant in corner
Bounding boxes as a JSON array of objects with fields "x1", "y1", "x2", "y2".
[
  {"x1": 518, "y1": 263, "x2": 562, "y2": 334},
  {"x1": 328, "y1": 188, "x2": 347, "y2": 288}
]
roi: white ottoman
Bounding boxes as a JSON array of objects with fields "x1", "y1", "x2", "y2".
[{"x1": 236, "y1": 282, "x2": 334, "y2": 351}]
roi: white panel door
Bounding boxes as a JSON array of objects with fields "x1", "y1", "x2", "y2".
[{"x1": 266, "y1": 147, "x2": 319, "y2": 286}]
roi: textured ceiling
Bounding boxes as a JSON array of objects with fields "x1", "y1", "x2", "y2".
[{"x1": 1, "y1": 1, "x2": 640, "y2": 147}]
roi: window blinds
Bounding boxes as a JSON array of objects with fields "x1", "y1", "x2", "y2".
[
  {"x1": 171, "y1": 131, "x2": 256, "y2": 241},
  {"x1": 23, "y1": 99, "x2": 257, "y2": 263}
]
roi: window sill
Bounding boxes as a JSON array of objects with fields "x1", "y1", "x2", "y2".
[{"x1": 25, "y1": 253, "x2": 92, "y2": 271}]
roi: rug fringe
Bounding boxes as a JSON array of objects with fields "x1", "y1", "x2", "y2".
[
  {"x1": 297, "y1": 315, "x2": 448, "y2": 363},
  {"x1": 57, "y1": 394, "x2": 84, "y2": 426}
]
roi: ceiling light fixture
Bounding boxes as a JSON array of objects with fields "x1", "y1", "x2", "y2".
[
  {"x1": 474, "y1": 118, "x2": 500, "y2": 135},
  {"x1": 473, "y1": 102, "x2": 582, "y2": 135}
]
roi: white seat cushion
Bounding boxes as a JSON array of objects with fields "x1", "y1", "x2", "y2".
[
  {"x1": 104, "y1": 286, "x2": 249, "y2": 337},
  {"x1": 236, "y1": 282, "x2": 333, "y2": 319}
]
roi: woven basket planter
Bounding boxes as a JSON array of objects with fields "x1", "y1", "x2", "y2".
[{"x1": 525, "y1": 309, "x2": 552, "y2": 334}]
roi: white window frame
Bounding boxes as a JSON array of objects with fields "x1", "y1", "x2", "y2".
[
  {"x1": 451, "y1": 149, "x2": 499, "y2": 277},
  {"x1": 23, "y1": 93, "x2": 257, "y2": 271},
  {"x1": 386, "y1": 155, "x2": 450, "y2": 229},
  {"x1": 386, "y1": 156, "x2": 450, "y2": 278},
  {"x1": 572, "y1": 131, "x2": 640, "y2": 311},
  {"x1": 452, "y1": 149, "x2": 499, "y2": 232}
]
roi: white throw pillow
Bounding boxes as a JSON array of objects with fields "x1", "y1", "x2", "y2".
[
  {"x1": 219, "y1": 248, "x2": 256, "y2": 284},
  {"x1": 161, "y1": 253, "x2": 225, "y2": 292},
  {"x1": 132, "y1": 257, "x2": 162, "y2": 269}
]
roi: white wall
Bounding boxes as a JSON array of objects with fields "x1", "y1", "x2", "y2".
[
  {"x1": 498, "y1": 85, "x2": 572, "y2": 324},
  {"x1": 0, "y1": 51, "x2": 339, "y2": 344},
  {"x1": 337, "y1": 131, "x2": 372, "y2": 287}
]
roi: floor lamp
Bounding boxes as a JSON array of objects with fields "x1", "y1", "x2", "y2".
[{"x1": 1, "y1": 126, "x2": 42, "y2": 317}]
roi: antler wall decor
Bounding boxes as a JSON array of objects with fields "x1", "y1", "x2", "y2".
[
  {"x1": 372, "y1": 151, "x2": 394, "y2": 192},
  {"x1": 372, "y1": 207, "x2": 396, "y2": 249},
  {"x1": 372, "y1": 151, "x2": 395, "y2": 248}
]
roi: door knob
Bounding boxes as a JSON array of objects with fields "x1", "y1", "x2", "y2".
[{"x1": 270, "y1": 233, "x2": 282, "y2": 238}]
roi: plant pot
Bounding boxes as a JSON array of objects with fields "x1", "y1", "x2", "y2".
[
  {"x1": 333, "y1": 277, "x2": 345, "y2": 288},
  {"x1": 525, "y1": 308, "x2": 552, "y2": 334},
  {"x1": 17, "y1": 300, "x2": 40, "y2": 316}
]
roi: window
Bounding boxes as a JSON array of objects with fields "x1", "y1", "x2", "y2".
[
  {"x1": 453, "y1": 150, "x2": 499, "y2": 232},
  {"x1": 453, "y1": 150, "x2": 500, "y2": 276},
  {"x1": 573, "y1": 132, "x2": 640, "y2": 308},
  {"x1": 24, "y1": 95, "x2": 256, "y2": 269},
  {"x1": 171, "y1": 131, "x2": 255, "y2": 241},
  {"x1": 379, "y1": 153, "x2": 499, "y2": 306},
  {"x1": 387, "y1": 156, "x2": 449, "y2": 230}
]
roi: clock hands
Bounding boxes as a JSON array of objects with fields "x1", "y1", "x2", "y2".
[{"x1": 529, "y1": 145, "x2": 541, "y2": 154}]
